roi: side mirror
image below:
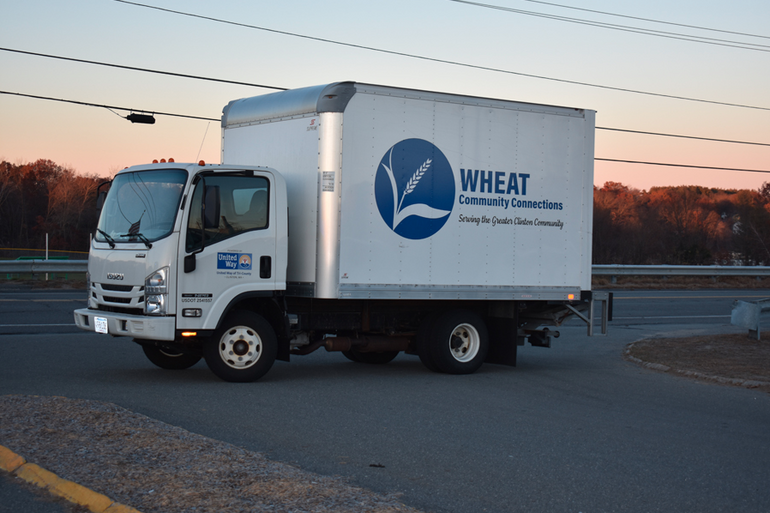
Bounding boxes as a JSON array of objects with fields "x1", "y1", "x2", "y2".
[
  {"x1": 95, "y1": 180, "x2": 111, "y2": 212},
  {"x1": 184, "y1": 254, "x2": 196, "y2": 273},
  {"x1": 96, "y1": 190, "x2": 107, "y2": 212},
  {"x1": 203, "y1": 185, "x2": 220, "y2": 229}
]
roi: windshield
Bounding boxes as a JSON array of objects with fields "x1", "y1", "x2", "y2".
[{"x1": 95, "y1": 169, "x2": 188, "y2": 244}]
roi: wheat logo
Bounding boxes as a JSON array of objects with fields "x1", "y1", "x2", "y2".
[{"x1": 375, "y1": 139, "x2": 455, "y2": 240}]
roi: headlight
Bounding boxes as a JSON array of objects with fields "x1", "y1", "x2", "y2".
[
  {"x1": 145, "y1": 267, "x2": 168, "y2": 294},
  {"x1": 144, "y1": 267, "x2": 169, "y2": 315},
  {"x1": 145, "y1": 294, "x2": 166, "y2": 315}
]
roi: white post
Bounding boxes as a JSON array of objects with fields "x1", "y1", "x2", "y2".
[{"x1": 45, "y1": 233, "x2": 49, "y2": 281}]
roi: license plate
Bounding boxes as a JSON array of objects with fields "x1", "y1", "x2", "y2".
[{"x1": 94, "y1": 317, "x2": 108, "y2": 334}]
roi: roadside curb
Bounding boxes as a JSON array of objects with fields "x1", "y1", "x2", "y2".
[
  {"x1": 624, "y1": 340, "x2": 770, "y2": 390},
  {"x1": 0, "y1": 444, "x2": 142, "y2": 513}
]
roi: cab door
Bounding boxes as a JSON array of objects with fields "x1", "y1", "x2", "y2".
[{"x1": 177, "y1": 172, "x2": 276, "y2": 330}]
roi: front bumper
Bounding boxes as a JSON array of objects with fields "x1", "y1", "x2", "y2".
[{"x1": 74, "y1": 308, "x2": 176, "y2": 341}]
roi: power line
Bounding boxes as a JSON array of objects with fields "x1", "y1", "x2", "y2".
[
  {"x1": 596, "y1": 127, "x2": 770, "y2": 148},
  {"x1": 107, "y1": 1, "x2": 770, "y2": 112},
  {"x1": 6, "y1": 90, "x2": 769, "y2": 175},
  {"x1": 520, "y1": 0, "x2": 770, "y2": 41},
  {"x1": 0, "y1": 90, "x2": 219, "y2": 122},
  {"x1": 0, "y1": 48, "x2": 286, "y2": 91},
  {"x1": 5, "y1": 88, "x2": 770, "y2": 152},
  {"x1": 596, "y1": 158, "x2": 770, "y2": 174},
  {"x1": 449, "y1": 0, "x2": 770, "y2": 52}
]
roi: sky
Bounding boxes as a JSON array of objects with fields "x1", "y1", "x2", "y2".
[{"x1": 1, "y1": 0, "x2": 768, "y2": 192}]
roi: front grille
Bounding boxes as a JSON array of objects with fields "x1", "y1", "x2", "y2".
[
  {"x1": 96, "y1": 304, "x2": 144, "y2": 316},
  {"x1": 104, "y1": 296, "x2": 132, "y2": 304},
  {"x1": 101, "y1": 284, "x2": 134, "y2": 292},
  {"x1": 93, "y1": 282, "x2": 145, "y2": 311}
]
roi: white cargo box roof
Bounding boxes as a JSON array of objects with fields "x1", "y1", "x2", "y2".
[{"x1": 222, "y1": 82, "x2": 595, "y2": 300}]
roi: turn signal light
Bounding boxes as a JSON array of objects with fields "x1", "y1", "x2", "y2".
[{"x1": 181, "y1": 331, "x2": 198, "y2": 337}]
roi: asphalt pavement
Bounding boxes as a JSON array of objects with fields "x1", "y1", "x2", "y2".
[
  {"x1": 1, "y1": 287, "x2": 769, "y2": 512},
  {"x1": 0, "y1": 472, "x2": 74, "y2": 513}
]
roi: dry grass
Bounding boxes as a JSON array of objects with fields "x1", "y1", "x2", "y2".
[
  {"x1": 0, "y1": 395, "x2": 421, "y2": 513},
  {"x1": 593, "y1": 275, "x2": 770, "y2": 290},
  {"x1": 626, "y1": 333, "x2": 770, "y2": 392}
]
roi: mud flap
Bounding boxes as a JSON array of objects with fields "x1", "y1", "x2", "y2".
[{"x1": 485, "y1": 317, "x2": 519, "y2": 367}]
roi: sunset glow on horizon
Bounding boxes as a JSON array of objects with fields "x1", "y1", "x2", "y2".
[{"x1": 1, "y1": 0, "x2": 768, "y2": 192}]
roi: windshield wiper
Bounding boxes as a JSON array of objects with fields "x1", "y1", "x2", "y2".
[
  {"x1": 119, "y1": 232, "x2": 153, "y2": 249},
  {"x1": 96, "y1": 229, "x2": 116, "y2": 248}
]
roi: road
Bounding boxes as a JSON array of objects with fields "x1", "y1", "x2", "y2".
[{"x1": 1, "y1": 287, "x2": 769, "y2": 512}]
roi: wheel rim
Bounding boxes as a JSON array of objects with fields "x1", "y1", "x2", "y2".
[
  {"x1": 448, "y1": 323, "x2": 480, "y2": 363},
  {"x1": 218, "y1": 325, "x2": 262, "y2": 370}
]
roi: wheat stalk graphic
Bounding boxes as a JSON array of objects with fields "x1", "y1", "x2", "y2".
[{"x1": 397, "y1": 159, "x2": 431, "y2": 213}]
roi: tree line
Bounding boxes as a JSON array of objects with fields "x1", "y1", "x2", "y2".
[
  {"x1": 594, "y1": 181, "x2": 770, "y2": 265},
  {"x1": 0, "y1": 159, "x2": 103, "y2": 253},
  {"x1": 1, "y1": 159, "x2": 769, "y2": 265}
]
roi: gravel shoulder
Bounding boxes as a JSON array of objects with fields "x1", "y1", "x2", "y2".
[{"x1": 0, "y1": 395, "x2": 420, "y2": 513}]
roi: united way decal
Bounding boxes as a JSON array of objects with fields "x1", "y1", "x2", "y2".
[
  {"x1": 374, "y1": 139, "x2": 455, "y2": 240},
  {"x1": 217, "y1": 252, "x2": 252, "y2": 270}
]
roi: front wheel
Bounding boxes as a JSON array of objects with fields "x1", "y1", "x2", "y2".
[
  {"x1": 142, "y1": 344, "x2": 201, "y2": 370},
  {"x1": 429, "y1": 310, "x2": 488, "y2": 374},
  {"x1": 204, "y1": 311, "x2": 277, "y2": 382}
]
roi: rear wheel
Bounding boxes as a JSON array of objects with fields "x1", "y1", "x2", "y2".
[
  {"x1": 342, "y1": 349, "x2": 399, "y2": 364},
  {"x1": 417, "y1": 313, "x2": 441, "y2": 372},
  {"x1": 141, "y1": 345, "x2": 201, "y2": 370},
  {"x1": 204, "y1": 311, "x2": 277, "y2": 382},
  {"x1": 429, "y1": 310, "x2": 488, "y2": 374}
]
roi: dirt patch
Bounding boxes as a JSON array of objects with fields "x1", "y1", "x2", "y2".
[
  {"x1": 0, "y1": 395, "x2": 420, "y2": 513},
  {"x1": 625, "y1": 333, "x2": 770, "y2": 392}
]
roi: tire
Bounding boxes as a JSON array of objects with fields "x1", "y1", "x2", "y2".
[
  {"x1": 342, "y1": 349, "x2": 399, "y2": 364},
  {"x1": 429, "y1": 310, "x2": 488, "y2": 374},
  {"x1": 417, "y1": 313, "x2": 441, "y2": 372},
  {"x1": 203, "y1": 311, "x2": 277, "y2": 382},
  {"x1": 142, "y1": 345, "x2": 201, "y2": 370}
]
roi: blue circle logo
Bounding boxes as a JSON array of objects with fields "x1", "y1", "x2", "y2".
[{"x1": 374, "y1": 139, "x2": 455, "y2": 240}]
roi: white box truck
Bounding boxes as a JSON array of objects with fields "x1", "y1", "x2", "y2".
[{"x1": 74, "y1": 82, "x2": 610, "y2": 382}]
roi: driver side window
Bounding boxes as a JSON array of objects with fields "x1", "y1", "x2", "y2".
[{"x1": 186, "y1": 175, "x2": 270, "y2": 253}]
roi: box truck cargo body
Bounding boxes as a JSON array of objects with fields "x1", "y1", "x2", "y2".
[{"x1": 74, "y1": 82, "x2": 609, "y2": 382}]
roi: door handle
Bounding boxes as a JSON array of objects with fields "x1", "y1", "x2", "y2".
[{"x1": 260, "y1": 256, "x2": 271, "y2": 279}]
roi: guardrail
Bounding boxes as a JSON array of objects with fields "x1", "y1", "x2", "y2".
[
  {"x1": 0, "y1": 260, "x2": 89, "y2": 274},
  {"x1": 3, "y1": 260, "x2": 770, "y2": 278}
]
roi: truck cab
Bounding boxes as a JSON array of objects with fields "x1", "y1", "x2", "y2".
[{"x1": 74, "y1": 162, "x2": 289, "y2": 380}]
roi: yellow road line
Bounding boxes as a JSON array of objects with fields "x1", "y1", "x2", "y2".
[{"x1": 0, "y1": 444, "x2": 141, "y2": 513}]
